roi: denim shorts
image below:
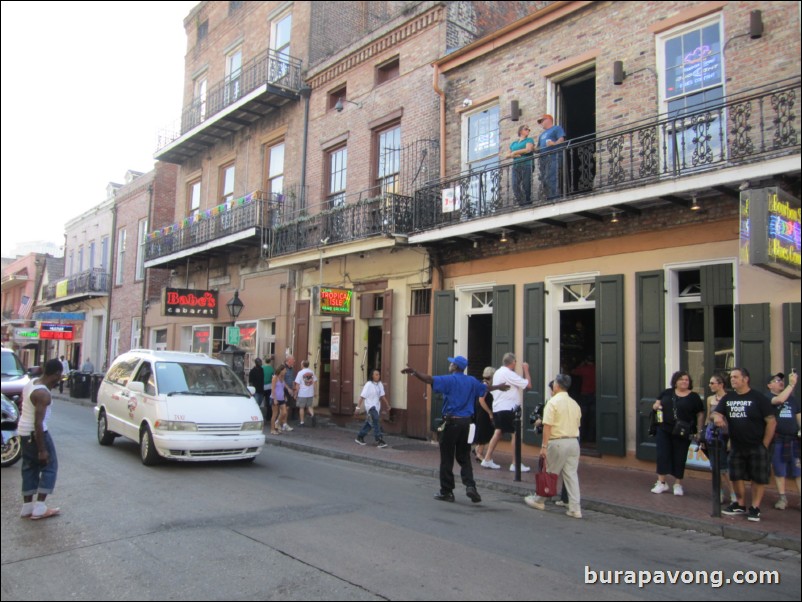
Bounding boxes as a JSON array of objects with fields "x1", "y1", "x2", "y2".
[{"x1": 21, "y1": 431, "x2": 58, "y2": 496}]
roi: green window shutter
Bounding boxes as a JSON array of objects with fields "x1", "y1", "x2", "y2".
[
  {"x1": 431, "y1": 291, "x2": 455, "y2": 429},
  {"x1": 523, "y1": 283, "x2": 545, "y2": 445},
  {"x1": 635, "y1": 271, "x2": 664, "y2": 461},
  {"x1": 700, "y1": 263, "x2": 733, "y2": 306},
  {"x1": 736, "y1": 303, "x2": 771, "y2": 385},
  {"x1": 596, "y1": 274, "x2": 626, "y2": 456},
  {"x1": 492, "y1": 285, "x2": 515, "y2": 369}
]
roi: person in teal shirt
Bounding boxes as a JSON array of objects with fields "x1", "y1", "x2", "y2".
[{"x1": 508, "y1": 125, "x2": 535, "y2": 205}]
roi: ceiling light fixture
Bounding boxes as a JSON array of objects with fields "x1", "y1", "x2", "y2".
[
  {"x1": 500, "y1": 230, "x2": 508, "y2": 243},
  {"x1": 690, "y1": 196, "x2": 701, "y2": 211},
  {"x1": 610, "y1": 211, "x2": 620, "y2": 224}
]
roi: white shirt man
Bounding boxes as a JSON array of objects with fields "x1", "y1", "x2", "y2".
[{"x1": 481, "y1": 352, "x2": 531, "y2": 472}]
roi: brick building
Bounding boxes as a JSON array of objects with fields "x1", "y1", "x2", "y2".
[
  {"x1": 145, "y1": 1, "x2": 537, "y2": 436},
  {"x1": 107, "y1": 164, "x2": 177, "y2": 361},
  {"x1": 407, "y1": 0, "x2": 800, "y2": 462}
]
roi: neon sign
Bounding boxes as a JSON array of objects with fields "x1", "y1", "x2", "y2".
[
  {"x1": 740, "y1": 187, "x2": 801, "y2": 278},
  {"x1": 319, "y1": 288, "x2": 353, "y2": 315}
]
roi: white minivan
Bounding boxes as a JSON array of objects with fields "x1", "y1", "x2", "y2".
[{"x1": 95, "y1": 350, "x2": 264, "y2": 465}]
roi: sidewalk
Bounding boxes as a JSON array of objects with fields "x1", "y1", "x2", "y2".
[{"x1": 264, "y1": 414, "x2": 801, "y2": 553}]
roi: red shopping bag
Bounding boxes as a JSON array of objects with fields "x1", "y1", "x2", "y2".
[{"x1": 535, "y1": 456, "x2": 559, "y2": 498}]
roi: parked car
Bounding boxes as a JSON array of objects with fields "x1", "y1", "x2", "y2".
[
  {"x1": 1, "y1": 346, "x2": 38, "y2": 404},
  {"x1": 95, "y1": 349, "x2": 265, "y2": 465}
]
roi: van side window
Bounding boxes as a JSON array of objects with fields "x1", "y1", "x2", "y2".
[
  {"x1": 135, "y1": 362, "x2": 156, "y2": 396},
  {"x1": 106, "y1": 358, "x2": 140, "y2": 386}
]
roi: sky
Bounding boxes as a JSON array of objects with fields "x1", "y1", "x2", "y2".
[{"x1": 0, "y1": 1, "x2": 198, "y2": 257}]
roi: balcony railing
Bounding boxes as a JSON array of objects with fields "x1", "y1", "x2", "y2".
[
  {"x1": 268, "y1": 193, "x2": 412, "y2": 258},
  {"x1": 412, "y1": 78, "x2": 800, "y2": 233},
  {"x1": 42, "y1": 269, "x2": 110, "y2": 302},
  {"x1": 157, "y1": 50, "x2": 304, "y2": 151},
  {"x1": 145, "y1": 191, "x2": 282, "y2": 263}
]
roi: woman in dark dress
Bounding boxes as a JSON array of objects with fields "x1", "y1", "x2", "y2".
[
  {"x1": 651, "y1": 371, "x2": 705, "y2": 496},
  {"x1": 474, "y1": 367, "x2": 496, "y2": 462}
]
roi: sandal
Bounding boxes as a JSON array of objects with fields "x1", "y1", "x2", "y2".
[{"x1": 30, "y1": 507, "x2": 60, "y2": 520}]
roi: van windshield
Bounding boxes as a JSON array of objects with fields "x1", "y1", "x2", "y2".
[{"x1": 155, "y1": 362, "x2": 249, "y2": 397}]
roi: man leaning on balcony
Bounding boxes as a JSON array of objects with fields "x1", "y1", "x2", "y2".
[{"x1": 536, "y1": 114, "x2": 565, "y2": 200}]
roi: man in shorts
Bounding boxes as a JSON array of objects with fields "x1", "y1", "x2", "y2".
[
  {"x1": 712, "y1": 367, "x2": 776, "y2": 522},
  {"x1": 294, "y1": 360, "x2": 317, "y2": 427},
  {"x1": 481, "y1": 352, "x2": 531, "y2": 472}
]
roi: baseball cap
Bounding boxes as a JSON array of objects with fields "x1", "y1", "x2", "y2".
[
  {"x1": 766, "y1": 372, "x2": 785, "y2": 384},
  {"x1": 448, "y1": 356, "x2": 469, "y2": 371},
  {"x1": 537, "y1": 113, "x2": 553, "y2": 123}
]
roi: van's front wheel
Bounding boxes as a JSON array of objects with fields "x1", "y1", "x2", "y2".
[{"x1": 140, "y1": 425, "x2": 161, "y2": 466}]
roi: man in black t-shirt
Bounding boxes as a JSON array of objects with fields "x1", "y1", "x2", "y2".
[{"x1": 712, "y1": 367, "x2": 776, "y2": 522}]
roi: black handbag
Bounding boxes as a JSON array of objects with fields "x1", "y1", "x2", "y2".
[{"x1": 671, "y1": 398, "x2": 692, "y2": 439}]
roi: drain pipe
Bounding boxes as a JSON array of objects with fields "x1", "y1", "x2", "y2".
[
  {"x1": 432, "y1": 63, "x2": 446, "y2": 179},
  {"x1": 299, "y1": 84, "x2": 312, "y2": 210}
]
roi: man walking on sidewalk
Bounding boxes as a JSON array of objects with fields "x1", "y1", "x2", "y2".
[
  {"x1": 403, "y1": 356, "x2": 508, "y2": 504},
  {"x1": 481, "y1": 353, "x2": 531, "y2": 472},
  {"x1": 524, "y1": 374, "x2": 582, "y2": 518},
  {"x1": 294, "y1": 360, "x2": 317, "y2": 427},
  {"x1": 712, "y1": 367, "x2": 777, "y2": 522}
]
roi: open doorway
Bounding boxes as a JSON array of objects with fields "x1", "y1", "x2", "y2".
[
  {"x1": 467, "y1": 314, "x2": 493, "y2": 379},
  {"x1": 560, "y1": 307, "x2": 596, "y2": 446},
  {"x1": 556, "y1": 66, "x2": 596, "y2": 194},
  {"x1": 366, "y1": 325, "x2": 382, "y2": 382},
  {"x1": 319, "y1": 327, "x2": 331, "y2": 408}
]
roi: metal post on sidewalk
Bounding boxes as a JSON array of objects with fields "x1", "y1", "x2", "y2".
[
  {"x1": 711, "y1": 427, "x2": 721, "y2": 518},
  {"x1": 513, "y1": 406, "x2": 522, "y2": 482}
]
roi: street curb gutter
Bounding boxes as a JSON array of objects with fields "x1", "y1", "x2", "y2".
[{"x1": 266, "y1": 437, "x2": 801, "y2": 553}]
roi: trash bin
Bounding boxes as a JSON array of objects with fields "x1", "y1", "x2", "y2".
[
  {"x1": 90, "y1": 373, "x2": 103, "y2": 404},
  {"x1": 70, "y1": 371, "x2": 91, "y2": 399}
]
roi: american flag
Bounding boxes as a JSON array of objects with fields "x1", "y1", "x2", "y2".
[{"x1": 18, "y1": 295, "x2": 33, "y2": 319}]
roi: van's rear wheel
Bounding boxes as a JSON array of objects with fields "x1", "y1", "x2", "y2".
[{"x1": 140, "y1": 425, "x2": 161, "y2": 466}]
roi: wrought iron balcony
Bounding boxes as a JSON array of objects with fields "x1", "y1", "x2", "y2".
[
  {"x1": 411, "y1": 78, "x2": 800, "y2": 234},
  {"x1": 156, "y1": 50, "x2": 304, "y2": 163},
  {"x1": 267, "y1": 193, "x2": 413, "y2": 258},
  {"x1": 42, "y1": 269, "x2": 110, "y2": 304},
  {"x1": 144, "y1": 191, "x2": 284, "y2": 267}
]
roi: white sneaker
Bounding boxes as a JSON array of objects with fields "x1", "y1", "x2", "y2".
[
  {"x1": 651, "y1": 481, "x2": 670, "y2": 494},
  {"x1": 282, "y1": 424, "x2": 294, "y2": 432},
  {"x1": 673, "y1": 484, "x2": 684, "y2": 496},
  {"x1": 524, "y1": 495, "x2": 545, "y2": 510},
  {"x1": 20, "y1": 502, "x2": 33, "y2": 518},
  {"x1": 509, "y1": 463, "x2": 531, "y2": 473},
  {"x1": 481, "y1": 459, "x2": 501, "y2": 470},
  {"x1": 565, "y1": 509, "x2": 583, "y2": 519}
]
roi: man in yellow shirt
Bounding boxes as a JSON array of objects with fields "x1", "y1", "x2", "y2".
[{"x1": 525, "y1": 374, "x2": 583, "y2": 518}]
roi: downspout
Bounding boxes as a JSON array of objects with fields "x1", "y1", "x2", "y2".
[
  {"x1": 141, "y1": 182, "x2": 154, "y2": 348},
  {"x1": 105, "y1": 198, "x2": 117, "y2": 370},
  {"x1": 432, "y1": 63, "x2": 447, "y2": 181},
  {"x1": 299, "y1": 84, "x2": 312, "y2": 211}
]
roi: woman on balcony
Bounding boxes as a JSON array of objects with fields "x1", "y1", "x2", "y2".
[{"x1": 508, "y1": 125, "x2": 535, "y2": 205}]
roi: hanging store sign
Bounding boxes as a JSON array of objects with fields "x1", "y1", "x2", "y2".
[
  {"x1": 39, "y1": 323, "x2": 74, "y2": 340},
  {"x1": 14, "y1": 328, "x2": 39, "y2": 341},
  {"x1": 164, "y1": 288, "x2": 218, "y2": 317},
  {"x1": 740, "y1": 187, "x2": 801, "y2": 279},
  {"x1": 319, "y1": 288, "x2": 353, "y2": 316}
]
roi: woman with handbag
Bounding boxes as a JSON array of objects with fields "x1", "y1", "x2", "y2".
[{"x1": 651, "y1": 371, "x2": 705, "y2": 496}]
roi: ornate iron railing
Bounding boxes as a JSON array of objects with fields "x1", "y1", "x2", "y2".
[
  {"x1": 145, "y1": 192, "x2": 282, "y2": 263},
  {"x1": 412, "y1": 78, "x2": 800, "y2": 233},
  {"x1": 268, "y1": 193, "x2": 412, "y2": 257},
  {"x1": 42, "y1": 269, "x2": 110, "y2": 302},
  {"x1": 157, "y1": 50, "x2": 303, "y2": 150}
]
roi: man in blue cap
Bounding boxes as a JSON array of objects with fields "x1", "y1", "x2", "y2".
[{"x1": 403, "y1": 356, "x2": 508, "y2": 503}]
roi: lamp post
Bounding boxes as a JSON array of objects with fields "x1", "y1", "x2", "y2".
[
  {"x1": 226, "y1": 290, "x2": 244, "y2": 320},
  {"x1": 223, "y1": 290, "x2": 245, "y2": 384}
]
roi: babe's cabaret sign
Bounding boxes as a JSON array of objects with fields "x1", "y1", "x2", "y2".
[{"x1": 164, "y1": 288, "x2": 218, "y2": 317}]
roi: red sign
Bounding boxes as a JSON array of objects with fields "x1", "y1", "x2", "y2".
[
  {"x1": 39, "y1": 323, "x2": 74, "y2": 340},
  {"x1": 164, "y1": 288, "x2": 218, "y2": 317}
]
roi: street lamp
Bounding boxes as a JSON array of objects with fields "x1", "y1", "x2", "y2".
[{"x1": 226, "y1": 290, "x2": 244, "y2": 320}]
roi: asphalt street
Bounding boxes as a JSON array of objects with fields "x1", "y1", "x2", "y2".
[{"x1": 1, "y1": 400, "x2": 799, "y2": 600}]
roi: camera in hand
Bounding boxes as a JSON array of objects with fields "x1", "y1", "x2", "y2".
[{"x1": 529, "y1": 403, "x2": 545, "y2": 433}]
